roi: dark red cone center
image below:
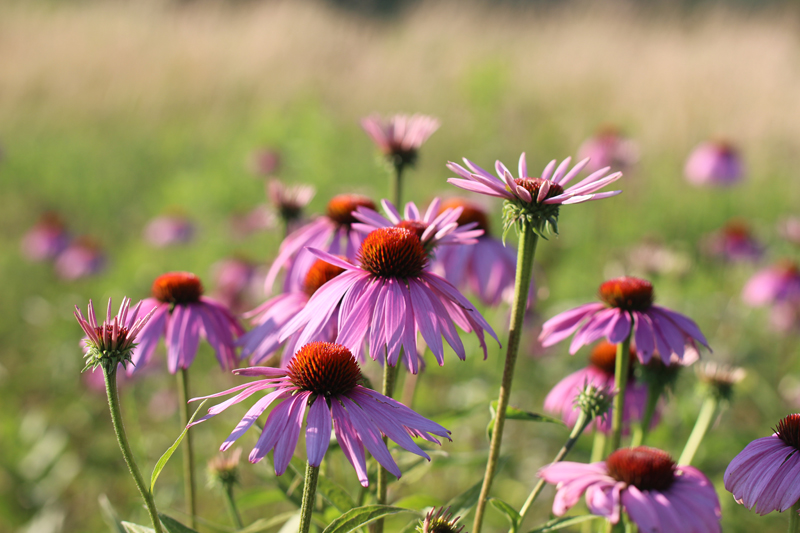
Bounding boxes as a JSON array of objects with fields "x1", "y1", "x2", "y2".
[
  {"x1": 326, "y1": 194, "x2": 376, "y2": 226},
  {"x1": 589, "y1": 341, "x2": 636, "y2": 376},
  {"x1": 606, "y1": 447, "x2": 676, "y2": 491},
  {"x1": 303, "y1": 258, "x2": 346, "y2": 297},
  {"x1": 358, "y1": 227, "x2": 428, "y2": 278},
  {"x1": 396, "y1": 220, "x2": 428, "y2": 240},
  {"x1": 152, "y1": 272, "x2": 203, "y2": 304},
  {"x1": 775, "y1": 414, "x2": 800, "y2": 450},
  {"x1": 286, "y1": 342, "x2": 362, "y2": 397},
  {"x1": 513, "y1": 177, "x2": 564, "y2": 203},
  {"x1": 599, "y1": 277, "x2": 654, "y2": 311}
]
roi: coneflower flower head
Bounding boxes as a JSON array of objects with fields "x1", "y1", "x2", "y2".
[
  {"x1": 540, "y1": 276, "x2": 710, "y2": 365},
  {"x1": 207, "y1": 449, "x2": 241, "y2": 488},
  {"x1": 696, "y1": 361, "x2": 746, "y2": 402},
  {"x1": 685, "y1": 140, "x2": 743, "y2": 187},
  {"x1": 447, "y1": 153, "x2": 622, "y2": 241},
  {"x1": 190, "y1": 342, "x2": 450, "y2": 486},
  {"x1": 361, "y1": 113, "x2": 440, "y2": 172},
  {"x1": 268, "y1": 179, "x2": 315, "y2": 226},
  {"x1": 574, "y1": 382, "x2": 615, "y2": 423},
  {"x1": 74, "y1": 297, "x2": 156, "y2": 373},
  {"x1": 417, "y1": 507, "x2": 465, "y2": 533},
  {"x1": 725, "y1": 414, "x2": 800, "y2": 515}
]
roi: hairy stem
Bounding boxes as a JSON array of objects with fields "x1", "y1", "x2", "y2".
[
  {"x1": 177, "y1": 368, "x2": 197, "y2": 528},
  {"x1": 104, "y1": 368, "x2": 163, "y2": 533},
  {"x1": 678, "y1": 395, "x2": 718, "y2": 466},
  {"x1": 473, "y1": 227, "x2": 539, "y2": 533},
  {"x1": 299, "y1": 462, "x2": 320, "y2": 533},
  {"x1": 609, "y1": 326, "x2": 633, "y2": 452},
  {"x1": 516, "y1": 410, "x2": 591, "y2": 532}
]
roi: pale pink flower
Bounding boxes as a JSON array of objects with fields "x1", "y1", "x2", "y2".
[
  {"x1": 685, "y1": 140, "x2": 744, "y2": 187},
  {"x1": 249, "y1": 148, "x2": 281, "y2": 176},
  {"x1": 21, "y1": 212, "x2": 70, "y2": 262},
  {"x1": 361, "y1": 113, "x2": 440, "y2": 169},
  {"x1": 701, "y1": 219, "x2": 763, "y2": 263},
  {"x1": 742, "y1": 261, "x2": 800, "y2": 307},
  {"x1": 143, "y1": 214, "x2": 195, "y2": 248},
  {"x1": 54, "y1": 237, "x2": 106, "y2": 280},
  {"x1": 578, "y1": 127, "x2": 639, "y2": 173}
]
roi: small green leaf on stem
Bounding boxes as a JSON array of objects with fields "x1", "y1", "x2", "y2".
[
  {"x1": 489, "y1": 497, "x2": 520, "y2": 532},
  {"x1": 150, "y1": 399, "x2": 208, "y2": 493},
  {"x1": 487, "y1": 401, "x2": 566, "y2": 439},
  {"x1": 158, "y1": 515, "x2": 199, "y2": 533},
  {"x1": 321, "y1": 505, "x2": 417, "y2": 533}
]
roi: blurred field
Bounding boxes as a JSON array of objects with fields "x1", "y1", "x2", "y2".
[{"x1": 2, "y1": 1, "x2": 800, "y2": 531}]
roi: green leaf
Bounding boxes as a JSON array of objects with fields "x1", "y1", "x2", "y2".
[
  {"x1": 98, "y1": 494, "x2": 126, "y2": 533},
  {"x1": 321, "y1": 505, "x2": 417, "y2": 533},
  {"x1": 487, "y1": 401, "x2": 565, "y2": 440},
  {"x1": 288, "y1": 458, "x2": 356, "y2": 512},
  {"x1": 489, "y1": 498, "x2": 520, "y2": 532},
  {"x1": 237, "y1": 512, "x2": 300, "y2": 533},
  {"x1": 121, "y1": 523, "x2": 154, "y2": 533},
  {"x1": 528, "y1": 515, "x2": 602, "y2": 532},
  {"x1": 150, "y1": 399, "x2": 208, "y2": 493},
  {"x1": 159, "y1": 514, "x2": 200, "y2": 533}
]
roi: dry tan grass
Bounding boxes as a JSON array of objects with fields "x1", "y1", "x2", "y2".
[{"x1": 1, "y1": 1, "x2": 799, "y2": 155}]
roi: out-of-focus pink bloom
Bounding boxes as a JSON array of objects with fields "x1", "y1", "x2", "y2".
[
  {"x1": 725, "y1": 414, "x2": 800, "y2": 515},
  {"x1": 189, "y1": 342, "x2": 450, "y2": 486},
  {"x1": 239, "y1": 258, "x2": 345, "y2": 366},
  {"x1": 268, "y1": 179, "x2": 315, "y2": 230},
  {"x1": 770, "y1": 301, "x2": 800, "y2": 333},
  {"x1": 210, "y1": 258, "x2": 260, "y2": 313},
  {"x1": 143, "y1": 214, "x2": 195, "y2": 248},
  {"x1": 540, "y1": 447, "x2": 721, "y2": 532},
  {"x1": 431, "y1": 198, "x2": 524, "y2": 307},
  {"x1": 578, "y1": 127, "x2": 639, "y2": 173},
  {"x1": 544, "y1": 341, "x2": 654, "y2": 433},
  {"x1": 742, "y1": 261, "x2": 800, "y2": 307},
  {"x1": 249, "y1": 148, "x2": 281, "y2": 176},
  {"x1": 684, "y1": 140, "x2": 744, "y2": 187},
  {"x1": 778, "y1": 216, "x2": 800, "y2": 246},
  {"x1": 21, "y1": 212, "x2": 70, "y2": 262},
  {"x1": 701, "y1": 219, "x2": 763, "y2": 262},
  {"x1": 132, "y1": 272, "x2": 244, "y2": 374},
  {"x1": 229, "y1": 205, "x2": 277, "y2": 238},
  {"x1": 447, "y1": 153, "x2": 622, "y2": 206},
  {"x1": 361, "y1": 113, "x2": 440, "y2": 170},
  {"x1": 54, "y1": 237, "x2": 106, "y2": 280},
  {"x1": 539, "y1": 277, "x2": 710, "y2": 364},
  {"x1": 352, "y1": 198, "x2": 483, "y2": 253},
  {"x1": 626, "y1": 239, "x2": 691, "y2": 278},
  {"x1": 278, "y1": 227, "x2": 499, "y2": 373},
  {"x1": 264, "y1": 194, "x2": 375, "y2": 294}
]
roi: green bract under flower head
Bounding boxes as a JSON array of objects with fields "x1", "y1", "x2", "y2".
[
  {"x1": 417, "y1": 507, "x2": 465, "y2": 533},
  {"x1": 74, "y1": 297, "x2": 156, "y2": 373},
  {"x1": 575, "y1": 382, "x2": 615, "y2": 422}
]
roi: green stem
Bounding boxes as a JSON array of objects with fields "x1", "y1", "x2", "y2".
[
  {"x1": 516, "y1": 410, "x2": 590, "y2": 532},
  {"x1": 590, "y1": 430, "x2": 607, "y2": 463},
  {"x1": 223, "y1": 483, "x2": 243, "y2": 529},
  {"x1": 609, "y1": 325, "x2": 633, "y2": 452},
  {"x1": 630, "y1": 383, "x2": 661, "y2": 447},
  {"x1": 678, "y1": 395, "x2": 718, "y2": 466},
  {"x1": 789, "y1": 500, "x2": 800, "y2": 533},
  {"x1": 473, "y1": 228, "x2": 539, "y2": 533},
  {"x1": 374, "y1": 361, "x2": 399, "y2": 533},
  {"x1": 391, "y1": 163, "x2": 404, "y2": 207},
  {"x1": 177, "y1": 368, "x2": 197, "y2": 528},
  {"x1": 299, "y1": 461, "x2": 320, "y2": 533},
  {"x1": 103, "y1": 368, "x2": 164, "y2": 533}
]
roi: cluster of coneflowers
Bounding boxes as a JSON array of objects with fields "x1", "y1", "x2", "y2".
[{"x1": 71, "y1": 114, "x2": 800, "y2": 533}]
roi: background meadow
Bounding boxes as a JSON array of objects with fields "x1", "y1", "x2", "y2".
[{"x1": 2, "y1": 1, "x2": 800, "y2": 531}]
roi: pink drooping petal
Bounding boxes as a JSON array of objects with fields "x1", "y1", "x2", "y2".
[
  {"x1": 306, "y1": 396, "x2": 333, "y2": 467},
  {"x1": 272, "y1": 392, "x2": 310, "y2": 475},
  {"x1": 331, "y1": 400, "x2": 369, "y2": 487}
]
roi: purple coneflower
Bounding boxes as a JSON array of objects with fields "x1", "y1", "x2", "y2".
[
  {"x1": 544, "y1": 341, "x2": 653, "y2": 433},
  {"x1": 626, "y1": 238, "x2": 691, "y2": 278},
  {"x1": 54, "y1": 237, "x2": 106, "y2": 280},
  {"x1": 447, "y1": 153, "x2": 622, "y2": 237},
  {"x1": 684, "y1": 140, "x2": 743, "y2": 187},
  {"x1": 742, "y1": 261, "x2": 800, "y2": 307},
  {"x1": 189, "y1": 342, "x2": 450, "y2": 486},
  {"x1": 210, "y1": 257, "x2": 260, "y2": 313},
  {"x1": 418, "y1": 507, "x2": 464, "y2": 533},
  {"x1": 264, "y1": 194, "x2": 375, "y2": 294},
  {"x1": 578, "y1": 126, "x2": 639, "y2": 173},
  {"x1": 361, "y1": 113, "x2": 440, "y2": 172},
  {"x1": 229, "y1": 205, "x2": 277, "y2": 238},
  {"x1": 279, "y1": 227, "x2": 499, "y2": 373},
  {"x1": 143, "y1": 213, "x2": 195, "y2": 248},
  {"x1": 21, "y1": 212, "x2": 70, "y2": 262},
  {"x1": 352, "y1": 197, "x2": 483, "y2": 252},
  {"x1": 431, "y1": 198, "x2": 519, "y2": 307},
  {"x1": 249, "y1": 148, "x2": 281, "y2": 176},
  {"x1": 240, "y1": 258, "x2": 345, "y2": 366},
  {"x1": 539, "y1": 277, "x2": 709, "y2": 364},
  {"x1": 540, "y1": 446, "x2": 721, "y2": 532},
  {"x1": 725, "y1": 414, "x2": 800, "y2": 515},
  {"x1": 778, "y1": 216, "x2": 800, "y2": 247},
  {"x1": 268, "y1": 179, "x2": 315, "y2": 232},
  {"x1": 132, "y1": 272, "x2": 244, "y2": 374},
  {"x1": 701, "y1": 219, "x2": 763, "y2": 262}
]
